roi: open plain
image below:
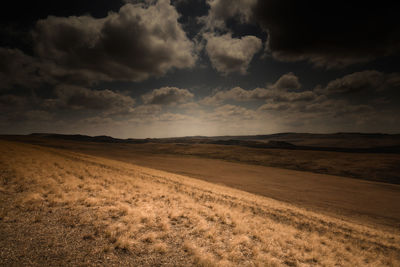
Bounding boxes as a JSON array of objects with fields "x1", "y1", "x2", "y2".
[
  {"x1": 1, "y1": 137, "x2": 400, "y2": 266},
  {"x1": 4, "y1": 135, "x2": 400, "y2": 229}
]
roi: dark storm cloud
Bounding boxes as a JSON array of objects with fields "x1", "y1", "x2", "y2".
[
  {"x1": 0, "y1": 0, "x2": 125, "y2": 55},
  {"x1": 0, "y1": 48, "x2": 53, "y2": 90},
  {"x1": 0, "y1": 25, "x2": 32, "y2": 54},
  {"x1": 0, "y1": 47, "x2": 112, "y2": 90},
  {"x1": 1, "y1": 0, "x2": 399, "y2": 136},
  {"x1": 253, "y1": 1, "x2": 400, "y2": 68},
  {"x1": 0, "y1": 84, "x2": 135, "y2": 127},
  {"x1": 141, "y1": 87, "x2": 194, "y2": 105},
  {"x1": 33, "y1": 0, "x2": 196, "y2": 83},
  {"x1": 0, "y1": 94, "x2": 28, "y2": 111},
  {"x1": 0, "y1": 0, "x2": 123, "y2": 24},
  {"x1": 0, "y1": 93, "x2": 55, "y2": 125}
]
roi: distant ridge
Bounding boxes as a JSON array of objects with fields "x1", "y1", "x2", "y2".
[
  {"x1": 29, "y1": 133, "x2": 148, "y2": 144},
  {"x1": 24, "y1": 132, "x2": 400, "y2": 154}
]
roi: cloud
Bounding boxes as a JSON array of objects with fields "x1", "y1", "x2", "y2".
[
  {"x1": 141, "y1": 86, "x2": 194, "y2": 105},
  {"x1": 81, "y1": 116, "x2": 116, "y2": 125},
  {"x1": 24, "y1": 110, "x2": 54, "y2": 121},
  {"x1": 258, "y1": 95, "x2": 325, "y2": 112},
  {"x1": 159, "y1": 112, "x2": 191, "y2": 121},
  {"x1": 198, "y1": 69, "x2": 391, "y2": 128},
  {"x1": 315, "y1": 70, "x2": 400, "y2": 94},
  {"x1": 201, "y1": 0, "x2": 257, "y2": 30},
  {"x1": 0, "y1": 47, "x2": 117, "y2": 90},
  {"x1": 209, "y1": 104, "x2": 257, "y2": 121},
  {"x1": 48, "y1": 85, "x2": 135, "y2": 115},
  {"x1": 205, "y1": 33, "x2": 262, "y2": 75},
  {"x1": 272, "y1": 90, "x2": 317, "y2": 103},
  {"x1": 258, "y1": 74, "x2": 394, "y2": 117},
  {"x1": 300, "y1": 99, "x2": 375, "y2": 117},
  {"x1": 127, "y1": 104, "x2": 163, "y2": 123},
  {"x1": 253, "y1": 1, "x2": 400, "y2": 68},
  {"x1": 200, "y1": 86, "x2": 266, "y2": 105},
  {"x1": 201, "y1": 72, "x2": 307, "y2": 104},
  {"x1": 0, "y1": 48, "x2": 54, "y2": 90},
  {"x1": 273, "y1": 72, "x2": 301, "y2": 90},
  {"x1": 0, "y1": 93, "x2": 56, "y2": 124},
  {"x1": 258, "y1": 96, "x2": 378, "y2": 134},
  {"x1": 0, "y1": 94, "x2": 30, "y2": 116},
  {"x1": 33, "y1": 0, "x2": 196, "y2": 83},
  {"x1": 128, "y1": 104, "x2": 193, "y2": 124},
  {"x1": 132, "y1": 104, "x2": 162, "y2": 116},
  {"x1": 178, "y1": 102, "x2": 200, "y2": 110},
  {"x1": 258, "y1": 70, "x2": 400, "y2": 116}
]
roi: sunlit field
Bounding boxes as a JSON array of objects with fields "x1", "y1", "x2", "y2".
[{"x1": 1, "y1": 140, "x2": 399, "y2": 266}]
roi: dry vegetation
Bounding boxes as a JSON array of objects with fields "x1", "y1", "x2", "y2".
[
  {"x1": 8, "y1": 136, "x2": 400, "y2": 184},
  {"x1": 1, "y1": 140, "x2": 400, "y2": 266},
  {"x1": 128, "y1": 143, "x2": 400, "y2": 184}
]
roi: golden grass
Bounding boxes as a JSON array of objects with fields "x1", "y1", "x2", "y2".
[{"x1": 0, "y1": 140, "x2": 399, "y2": 266}]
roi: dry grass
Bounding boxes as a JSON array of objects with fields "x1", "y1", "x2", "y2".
[
  {"x1": 0, "y1": 140, "x2": 399, "y2": 266},
  {"x1": 132, "y1": 143, "x2": 400, "y2": 184},
  {"x1": 7, "y1": 136, "x2": 400, "y2": 184}
]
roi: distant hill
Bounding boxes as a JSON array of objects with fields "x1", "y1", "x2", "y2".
[
  {"x1": 4, "y1": 132, "x2": 398, "y2": 154},
  {"x1": 29, "y1": 133, "x2": 148, "y2": 144}
]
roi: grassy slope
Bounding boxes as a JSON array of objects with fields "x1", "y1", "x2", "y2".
[
  {"x1": 1, "y1": 140, "x2": 399, "y2": 266},
  {"x1": 125, "y1": 143, "x2": 400, "y2": 184},
  {"x1": 7, "y1": 137, "x2": 400, "y2": 228}
]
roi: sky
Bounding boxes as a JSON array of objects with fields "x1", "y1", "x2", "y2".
[{"x1": 0, "y1": 0, "x2": 399, "y2": 138}]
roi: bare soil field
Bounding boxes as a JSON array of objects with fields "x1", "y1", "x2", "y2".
[{"x1": 1, "y1": 140, "x2": 399, "y2": 266}]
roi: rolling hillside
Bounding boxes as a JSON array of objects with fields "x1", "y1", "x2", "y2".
[{"x1": 1, "y1": 140, "x2": 399, "y2": 266}]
